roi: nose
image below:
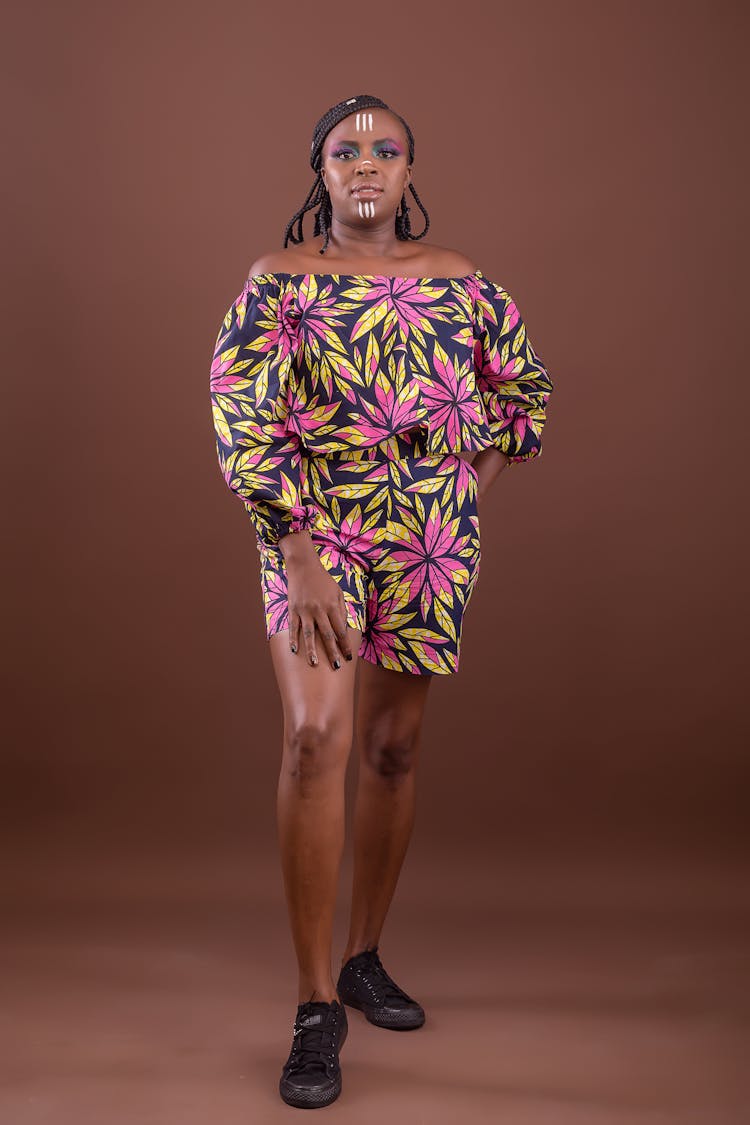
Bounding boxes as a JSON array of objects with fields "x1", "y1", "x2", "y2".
[{"x1": 357, "y1": 159, "x2": 376, "y2": 174}]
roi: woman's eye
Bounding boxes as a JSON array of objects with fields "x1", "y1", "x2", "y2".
[{"x1": 332, "y1": 149, "x2": 397, "y2": 160}]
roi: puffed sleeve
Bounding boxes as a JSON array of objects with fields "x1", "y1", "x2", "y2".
[
  {"x1": 210, "y1": 275, "x2": 321, "y2": 546},
  {"x1": 472, "y1": 274, "x2": 554, "y2": 465}
]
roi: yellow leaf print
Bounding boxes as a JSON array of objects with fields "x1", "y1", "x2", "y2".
[
  {"x1": 409, "y1": 340, "x2": 431, "y2": 376},
  {"x1": 253, "y1": 365, "x2": 268, "y2": 406},
  {"x1": 364, "y1": 486, "x2": 391, "y2": 515},
  {"x1": 212, "y1": 402, "x2": 231, "y2": 446},
  {"x1": 219, "y1": 344, "x2": 241, "y2": 367},
  {"x1": 384, "y1": 517, "x2": 414, "y2": 543},
  {"x1": 433, "y1": 598, "x2": 457, "y2": 643},
  {"x1": 435, "y1": 586, "x2": 456, "y2": 611},
  {"x1": 402, "y1": 476, "x2": 446, "y2": 494},
  {"x1": 364, "y1": 330, "x2": 380, "y2": 378},
  {"x1": 400, "y1": 629, "x2": 447, "y2": 643},
  {"x1": 408, "y1": 643, "x2": 448, "y2": 674},
  {"x1": 350, "y1": 299, "x2": 390, "y2": 342},
  {"x1": 214, "y1": 392, "x2": 242, "y2": 417},
  {"x1": 360, "y1": 509, "x2": 382, "y2": 536},
  {"x1": 328, "y1": 482, "x2": 381, "y2": 500},
  {"x1": 278, "y1": 472, "x2": 299, "y2": 510},
  {"x1": 298, "y1": 275, "x2": 319, "y2": 306}
]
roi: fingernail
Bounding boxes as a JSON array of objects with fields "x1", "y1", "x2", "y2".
[{"x1": 333, "y1": 659, "x2": 341, "y2": 670}]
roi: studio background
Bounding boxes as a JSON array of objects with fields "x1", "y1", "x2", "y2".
[{"x1": 3, "y1": 1, "x2": 748, "y2": 1121}]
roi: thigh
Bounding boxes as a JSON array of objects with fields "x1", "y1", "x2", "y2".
[{"x1": 270, "y1": 627, "x2": 364, "y2": 754}]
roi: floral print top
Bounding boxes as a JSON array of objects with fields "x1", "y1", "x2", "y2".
[{"x1": 210, "y1": 270, "x2": 554, "y2": 545}]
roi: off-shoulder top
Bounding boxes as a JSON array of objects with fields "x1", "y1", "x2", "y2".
[{"x1": 210, "y1": 270, "x2": 554, "y2": 546}]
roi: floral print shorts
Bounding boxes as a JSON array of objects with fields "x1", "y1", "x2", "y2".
[{"x1": 256, "y1": 434, "x2": 481, "y2": 675}]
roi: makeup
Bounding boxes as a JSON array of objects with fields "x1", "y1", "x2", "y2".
[
  {"x1": 330, "y1": 141, "x2": 402, "y2": 160},
  {"x1": 355, "y1": 111, "x2": 374, "y2": 131},
  {"x1": 357, "y1": 199, "x2": 376, "y2": 219}
]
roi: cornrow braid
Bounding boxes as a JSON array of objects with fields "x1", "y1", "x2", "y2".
[{"x1": 283, "y1": 93, "x2": 430, "y2": 255}]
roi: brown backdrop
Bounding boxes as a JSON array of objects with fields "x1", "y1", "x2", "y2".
[{"x1": 3, "y1": 1, "x2": 748, "y2": 1121}]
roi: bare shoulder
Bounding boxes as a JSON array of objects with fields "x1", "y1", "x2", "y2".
[
  {"x1": 420, "y1": 244, "x2": 479, "y2": 276},
  {"x1": 247, "y1": 248, "x2": 308, "y2": 277}
]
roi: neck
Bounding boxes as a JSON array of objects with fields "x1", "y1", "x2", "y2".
[{"x1": 324, "y1": 216, "x2": 403, "y2": 260}]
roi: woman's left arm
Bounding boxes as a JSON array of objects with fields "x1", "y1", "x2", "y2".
[
  {"x1": 472, "y1": 276, "x2": 554, "y2": 504},
  {"x1": 471, "y1": 446, "x2": 510, "y2": 509}
]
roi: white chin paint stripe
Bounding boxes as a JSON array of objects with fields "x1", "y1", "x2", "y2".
[{"x1": 356, "y1": 199, "x2": 376, "y2": 219}]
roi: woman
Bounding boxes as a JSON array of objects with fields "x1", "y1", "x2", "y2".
[{"x1": 210, "y1": 93, "x2": 553, "y2": 1109}]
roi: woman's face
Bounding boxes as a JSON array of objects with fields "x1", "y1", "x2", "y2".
[{"x1": 320, "y1": 108, "x2": 411, "y2": 226}]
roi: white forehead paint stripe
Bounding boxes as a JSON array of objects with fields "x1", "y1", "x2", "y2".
[{"x1": 368, "y1": 112, "x2": 373, "y2": 130}]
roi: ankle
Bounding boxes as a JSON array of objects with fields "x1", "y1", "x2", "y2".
[
  {"x1": 298, "y1": 985, "x2": 340, "y2": 1005},
  {"x1": 340, "y1": 942, "x2": 377, "y2": 966}
]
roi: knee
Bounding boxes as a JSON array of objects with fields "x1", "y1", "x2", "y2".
[
  {"x1": 283, "y1": 718, "x2": 350, "y2": 788},
  {"x1": 362, "y1": 727, "x2": 419, "y2": 784}
]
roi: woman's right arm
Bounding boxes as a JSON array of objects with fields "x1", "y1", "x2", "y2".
[{"x1": 210, "y1": 275, "x2": 351, "y2": 669}]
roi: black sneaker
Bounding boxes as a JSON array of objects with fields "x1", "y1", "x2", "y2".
[
  {"x1": 279, "y1": 998, "x2": 348, "y2": 1109},
  {"x1": 337, "y1": 946, "x2": 425, "y2": 1030}
]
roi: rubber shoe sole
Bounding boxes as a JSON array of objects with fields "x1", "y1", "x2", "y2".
[
  {"x1": 338, "y1": 985, "x2": 425, "y2": 1030},
  {"x1": 279, "y1": 1070, "x2": 343, "y2": 1109}
]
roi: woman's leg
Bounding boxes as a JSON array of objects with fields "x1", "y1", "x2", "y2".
[
  {"x1": 340, "y1": 662, "x2": 433, "y2": 964},
  {"x1": 269, "y1": 628, "x2": 362, "y2": 1004}
]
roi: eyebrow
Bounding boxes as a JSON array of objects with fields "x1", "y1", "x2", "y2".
[{"x1": 331, "y1": 137, "x2": 402, "y2": 147}]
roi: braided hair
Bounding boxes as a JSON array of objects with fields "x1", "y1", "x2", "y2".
[{"x1": 283, "y1": 94, "x2": 430, "y2": 255}]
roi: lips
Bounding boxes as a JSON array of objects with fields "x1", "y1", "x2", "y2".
[{"x1": 352, "y1": 184, "x2": 383, "y2": 195}]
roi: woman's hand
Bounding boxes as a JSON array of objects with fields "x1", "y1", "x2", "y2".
[{"x1": 279, "y1": 531, "x2": 352, "y2": 669}]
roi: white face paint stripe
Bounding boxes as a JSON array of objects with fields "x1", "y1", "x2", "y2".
[
  {"x1": 368, "y1": 112, "x2": 373, "y2": 130},
  {"x1": 356, "y1": 199, "x2": 377, "y2": 220}
]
